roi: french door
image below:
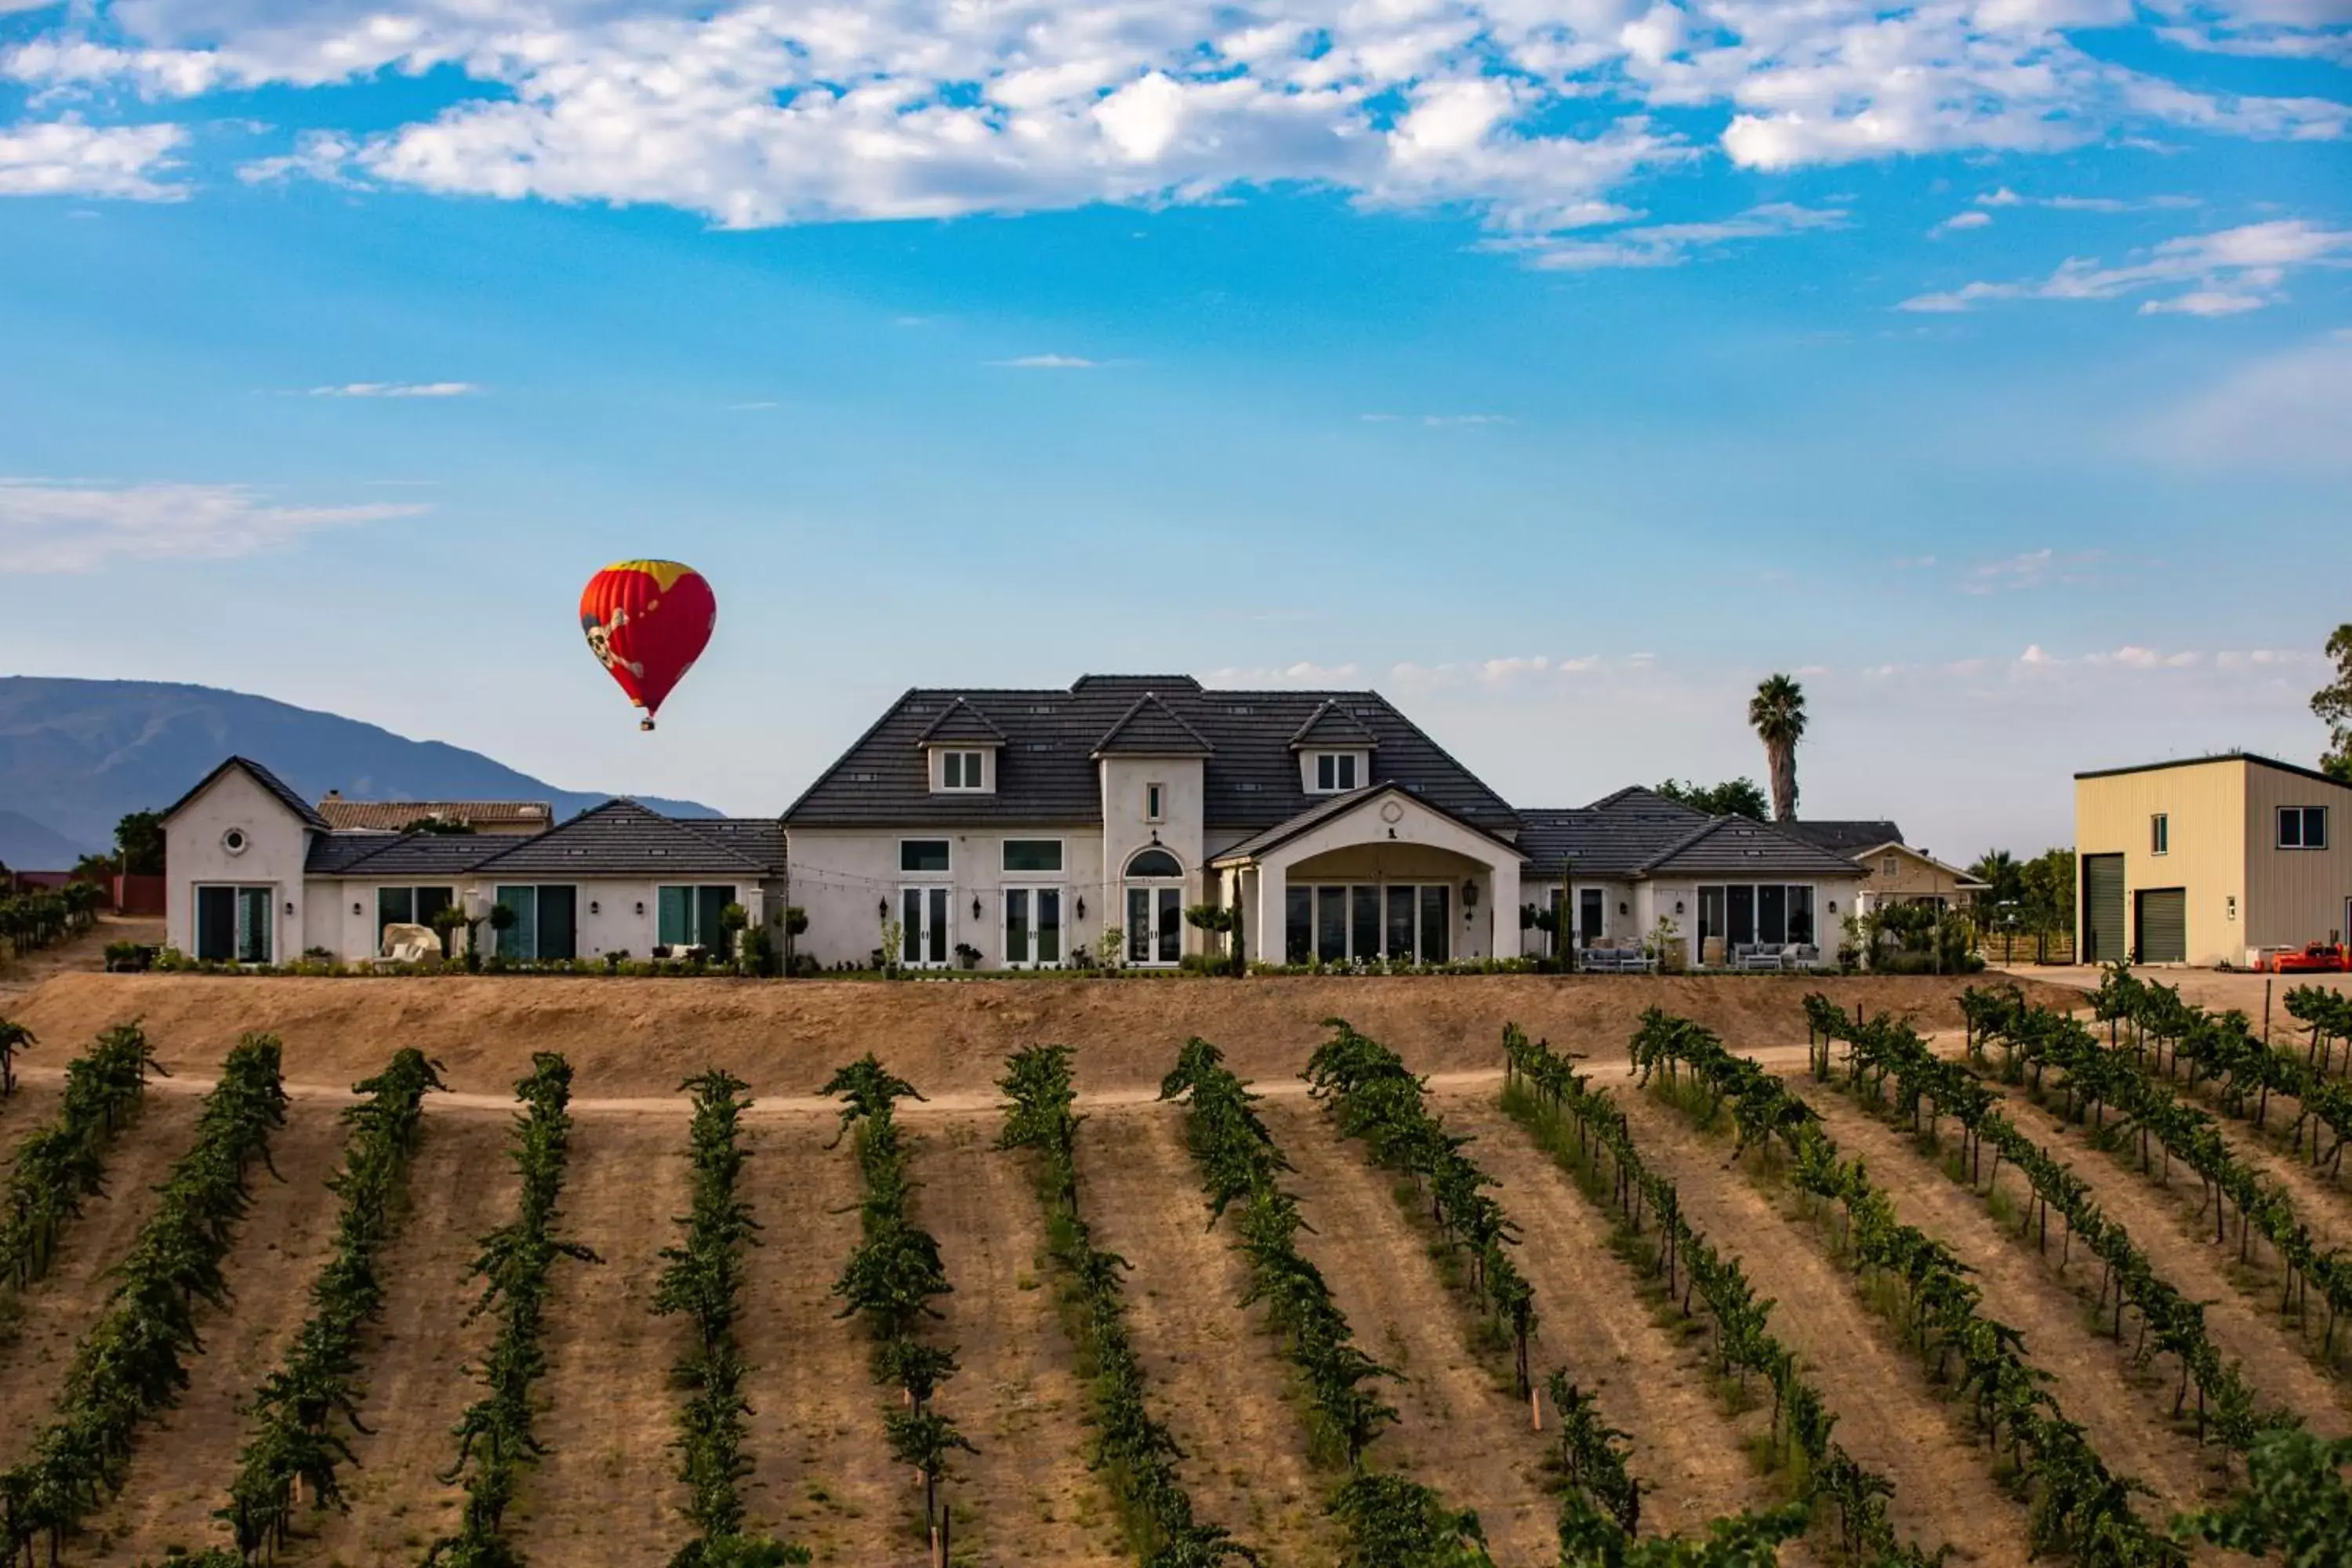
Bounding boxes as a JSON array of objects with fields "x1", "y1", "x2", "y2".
[
  {"x1": 1126, "y1": 884, "x2": 1183, "y2": 967},
  {"x1": 1004, "y1": 886, "x2": 1062, "y2": 967},
  {"x1": 195, "y1": 885, "x2": 273, "y2": 964},
  {"x1": 900, "y1": 885, "x2": 951, "y2": 967}
]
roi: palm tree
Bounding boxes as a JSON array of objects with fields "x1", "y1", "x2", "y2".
[{"x1": 1748, "y1": 675, "x2": 1808, "y2": 822}]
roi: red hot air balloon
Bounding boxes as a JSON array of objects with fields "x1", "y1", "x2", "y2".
[{"x1": 579, "y1": 560, "x2": 717, "y2": 731}]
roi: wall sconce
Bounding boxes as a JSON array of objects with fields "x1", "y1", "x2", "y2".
[
  {"x1": 1673, "y1": 900, "x2": 1685, "y2": 916},
  {"x1": 1828, "y1": 900, "x2": 1838, "y2": 915},
  {"x1": 1462, "y1": 879, "x2": 1478, "y2": 908},
  {"x1": 284, "y1": 900, "x2": 295, "y2": 916},
  {"x1": 971, "y1": 895, "x2": 983, "y2": 921},
  {"x1": 877, "y1": 898, "x2": 889, "y2": 920},
  {"x1": 1620, "y1": 902, "x2": 1631, "y2": 916},
  {"x1": 1076, "y1": 895, "x2": 1087, "y2": 921},
  {"x1": 590, "y1": 900, "x2": 601, "y2": 916},
  {"x1": 351, "y1": 902, "x2": 362, "y2": 916},
  {"x1": 635, "y1": 901, "x2": 645, "y2": 916}
]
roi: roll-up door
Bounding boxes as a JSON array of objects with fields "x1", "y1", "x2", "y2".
[
  {"x1": 2135, "y1": 888, "x2": 2186, "y2": 964},
  {"x1": 2083, "y1": 854, "x2": 2125, "y2": 964}
]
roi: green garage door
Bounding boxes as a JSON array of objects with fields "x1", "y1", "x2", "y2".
[
  {"x1": 2083, "y1": 854, "x2": 2125, "y2": 964},
  {"x1": 2136, "y1": 888, "x2": 2186, "y2": 965}
]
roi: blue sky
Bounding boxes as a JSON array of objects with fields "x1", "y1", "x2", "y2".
[{"x1": 2, "y1": 1, "x2": 2347, "y2": 860}]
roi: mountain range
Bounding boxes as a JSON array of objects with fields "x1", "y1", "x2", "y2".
[{"x1": 0, "y1": 676, "x2": 716, "y2": 866}]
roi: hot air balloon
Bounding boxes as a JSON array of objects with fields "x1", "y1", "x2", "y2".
[{"x1": 579, "y1": 560, "x2": 717, "y2": 731}]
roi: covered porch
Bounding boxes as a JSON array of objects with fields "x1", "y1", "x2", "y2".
[{"x1": 1210, "y1": 785, "x2": 1523, "y2": 965}]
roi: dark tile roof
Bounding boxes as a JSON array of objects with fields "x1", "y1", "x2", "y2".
[
  {"x1": 1288, "y1": 699, "x2": 1380, "y2": 750},
  {"x1": 1092, "y1": 693, "x2": 1214, "y2": 757},
  {"x1": 317, "y1": 833, "x2": 506, "y2": 877},
  {"x1": 680, "y1": 818, "x2": 788, "y2": 870},
  {"x1": 1637, "y1": 817, "x2": 1871, "y2": 879},
  {"x1": 304, "y1": 832, "x2": 408, "y2": 874},
  {"x1": 913, "y1": 699, "x2": 1007, "y2": 746},
  {"x1": 317, "y1": 797, "x2": 553, "y2": 833},
  {"x1": 784, "y1": 677, "x2": 1519, "y2": 835},
  {"x1": 1210, "y1": 782, "x2": 1523, "y2": 865},
  {"x1": 1517, "y1": 787, "x2": 1710, "y2": 877},
  {"x1": 1774, "y1": 820, "x2": 1904, "y2": 855},
  {"x1": 470, "y1": 799, "x2": 775, "y2": 878},
  {"x1": 162, "y1": 756, "x2": 330, "y2": 831},
  {"x1": 2074, "y1": 750, "x2": 2352, "y2": 791}
]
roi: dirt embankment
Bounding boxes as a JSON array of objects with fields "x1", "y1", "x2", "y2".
[{"x1": 8, "y1": 972, "x2": 2078, "y2": 1105}]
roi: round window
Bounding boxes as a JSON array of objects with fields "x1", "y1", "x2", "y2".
[{"x1": 221, "y1": 828, "x2": 249, "y2": 855}]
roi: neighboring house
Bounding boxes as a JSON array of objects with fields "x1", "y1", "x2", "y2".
[
  {"x1": 782, "y1": 675, "x2": 1526, "y2": 969},
  {"x1": 1845, "y1": 842, "x2": 1991, "y2": 918},
  {"x1": 1518, "y1": 788, "x2": 1866, "y2": 966},
  {"x1": 2075, "y1": 752, "x2": 2352, "y2": 967},
  {"x1": 161, "y1": 757, "x2": 786, "y2": 964},
  {"x1": 316, "y1": 791, "x2": 554, "y2": 835}
]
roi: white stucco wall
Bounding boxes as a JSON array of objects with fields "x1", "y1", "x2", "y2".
[
  {"x1": 163, "y1": 768, "x2": 311, "y2": 963},
  {"x1": 1099, "y1": 757, "x2": 1206, "y2": 962},
  {"x1": 294, "y1": 874, "x2": 782, "y2": 962},
  {"x1": 786, "y1": 825, "x2": 1108, "y2": 969}
]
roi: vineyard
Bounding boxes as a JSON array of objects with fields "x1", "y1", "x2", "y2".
[{"x1": 0, "y1": 970, "x2": 2345, "y2": 1566}]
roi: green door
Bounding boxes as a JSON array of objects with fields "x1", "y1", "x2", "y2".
[
  {"x1": 2082, "y1": 855, "x2": 2125, "y2": 964},
  {"x1": 496, "y1": 886, "x2": 537, "y2": 960},
  {"x1": 2135, "y1": 888, "x2": 2186, "y2": 964},
  {"x1": 537, "y1": 886, "x2": 578, "y2": 961}
]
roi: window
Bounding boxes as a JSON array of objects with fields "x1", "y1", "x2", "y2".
[
  {"x1": 1881, "y1": 855, "x2": 1898, "y2": 880},
  {"x1": 1697, "y1": 885, "x2": 1819, "y2": 956},
  {"x1": 939, "y1": 750, "x2": 985, "y2": 790},
  {"x1": 657, "y1": 885, "x2": 737, "y2": 951},
  {"x1": 1578, "y1": 887, "x2": 1605, "y2": 946},
  {"x1": 901, "y1": 885, "x2": 950, "y2": 967},
  {"x1": 377, "y1": 886, "x2": 455, "y2": 949},
  {"x1": 195, "y1": 886, "x2": 273, "y2": 964},
  {"x1": 498, "y1": 885, "x2": 579, "y2": 960},
  {"x1": 2151, "y1": 814, "x2": 2169, "y2": 855},
  {"x1": 1125, "y1": 847, "x2": 1183, "y2": 879},
  {"x1": 1004, "y1": 887, "x2": 1062, "y2": 967},
  {"x1": 900, "y1": 840, "x2": 952, "y2": 873},
  {"x1": 1146, "y1": 782, "x2": 1165, "y2": 822},
  {"x1": 1003, "y1": 840, "x2": 1063, "y2": 873},
  {"x1": 2278, "y1": 806, "x2": 2329, "y2": 850},
  {"x1": 1311, "y1": 752, "x2": 1362, "y2": 793},
  {"x1": 1286, "y1": 884, "x2": 1453, "y2": 965}
]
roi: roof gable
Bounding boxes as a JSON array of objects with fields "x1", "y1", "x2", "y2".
[
  {"x1": 1211, "y1": 782, "x2": 1523, "y2": 865},
  {"x1": 1517, "y1": 787, "x2": 1709, "y2": 876},
  {"x1": 913, "y1": 698, "x2": 1007, "y2": 746},
  {"x1": 1287, "y1": 699, "x2": 1380, "y2": 751},
  {"x1": 1775, "y1": 819, "x2": 1905, "y2": 855},
  {"x1": 1092, "y1": 692, "x2": 1214, "y2": 758},
  {"x1": 162, "y1": 756, "x2": 329, "y2": 831}
]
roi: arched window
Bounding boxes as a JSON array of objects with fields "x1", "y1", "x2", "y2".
[{"x1": 1125, "y1": 847, "x2": 1184, "y2": 879}]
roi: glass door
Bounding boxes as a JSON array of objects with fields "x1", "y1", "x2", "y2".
[
  {"x1": 496, "y1": 886, "x2": 538, "y2": 960},
  {"x1": 1579, "y1": 887, "x2": 1605, "y2": 949},
  {"x1": 1124, "y1": 884, "x2": 1184, "y2": 966},
  {"x1": 197, "y1": 885, "x2": 237, "y2": 961},
  {"x1": 1385, "y1": 886, "x2": 1416, "y2": 961},
  {"x1": 1004, "y1": 887, "x2": 1062, "y2": 967},
  {"x1": 900, "y1": 886, "x2": 950, "y2": 967}
]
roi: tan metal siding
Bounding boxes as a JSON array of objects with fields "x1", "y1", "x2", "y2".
[
  {"x1": 2241, "y1": 765, "x2": 2352, "y2": 952},
  {"x1": 2074, "y1": 760, "x2": 2246, "y2": 965}
]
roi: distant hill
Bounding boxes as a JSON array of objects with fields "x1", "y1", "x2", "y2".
[{"x1": 0, "y1": 676, "x2": 718, "y2": 862}]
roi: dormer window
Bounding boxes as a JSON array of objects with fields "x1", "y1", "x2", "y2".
[
  {"x1": 1308, "y1": 751, "x2": 1364, "y2": 794},
  {"x1": 935, "y1": 749, "x2": 988, "y2": 792}
]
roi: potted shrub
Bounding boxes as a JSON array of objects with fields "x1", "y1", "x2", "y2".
[{"x1": 953, "y1": 942, "x2": 982, "y2": 971}]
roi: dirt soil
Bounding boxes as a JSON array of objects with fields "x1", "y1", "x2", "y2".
[
  {"x1": 83, "y1": 1099, "x2": 358, "y2": 1562},
  {"x1": 0, "y1": 1091, "x2": 204, "y2": 1450},
  {"x1": 1602, "y1": 1076, "x2": 2036, "y2": 1563},
  {"x1": 0, "y1": 915, "x2": 165, "y2": 1004},
  {"x1": 8, "y1": 972, "x2": 2076, "y2": 1105},
  {"x1": 1073, "y1": 1105, "x2": 1331, "y2": 1566},
  {"x1": 1261, "y1": 1096, "x2": 1560, "y2": 1563},
  {"x1": 1436, "y1": 1095, "x2": 1795, "y2": 1538}
]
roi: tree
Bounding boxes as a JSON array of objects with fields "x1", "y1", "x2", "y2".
[
  {"x1": 402, "y1": 816, "x2": 476, "y2": 836},
  {"x1": 1748, "y1": 675, "x2": 1807, "y2": 822},
  {"x1": 1969, "y1": 850, "x2": 2024, "y2": 909},
  {"x1": 1656, "y1": 779, "x2": 1769, "y2": 822},
  {"x1": 114, "y1": 811, "x2": 165, "y2": 877},
  {"x1": 2018, "y1": 848, "x2": 2077, "y2": 964},
  {"x1": 2314, "y1": 623, "x2": 2352, "y2": 783}
]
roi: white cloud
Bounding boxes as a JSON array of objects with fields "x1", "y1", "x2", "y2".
[
  {"x1": 1932, "y1": 209, "x2": 1994, "y2": 236},
  {"x1": 1974, "y1": 186, "x2": 2201, "y2": 212},
  {"x1": 1958, "y1": 548, "x2": 2107, "y2": 593},
  {"x1": 2142, "y1": 328, "x2": 2352, "y2": 470},
  {"x1": 1900, "y1": 217, "x2": 2352, "y2": 314},
  {"x1": 1359, "y1": 412, "x2": 1512, "y2": 427},
  {"x1": 0, "y1": 118, "x2": 184, "y2": 199},
  {"x1": 307, "y1": 380, "x2": 481, "y2": 397},
  {"x1": 0, "y1": 479, "x2": 424, "y2": 572},
  {"x1": 992, "y1": 354, "x2": 1099, "y2": 369},
  {"x1": 1201, "y1": 661, "x2": 1363, "y2": 686},
  {"x1": 1499, "y1": 202, "x2": 1846, "y2": 270},
  {"x1": 0, "y1": 2, "x2": 2339, "y2": 244}
]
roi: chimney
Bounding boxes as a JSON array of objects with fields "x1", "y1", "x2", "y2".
[{"x1": 324, "y1": 789, "x2": 342, "y2": 800}]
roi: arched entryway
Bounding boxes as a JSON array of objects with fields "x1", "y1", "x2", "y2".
[{"x1": 1123, "y1": 846, "x2": 1186, "y2": 967}]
